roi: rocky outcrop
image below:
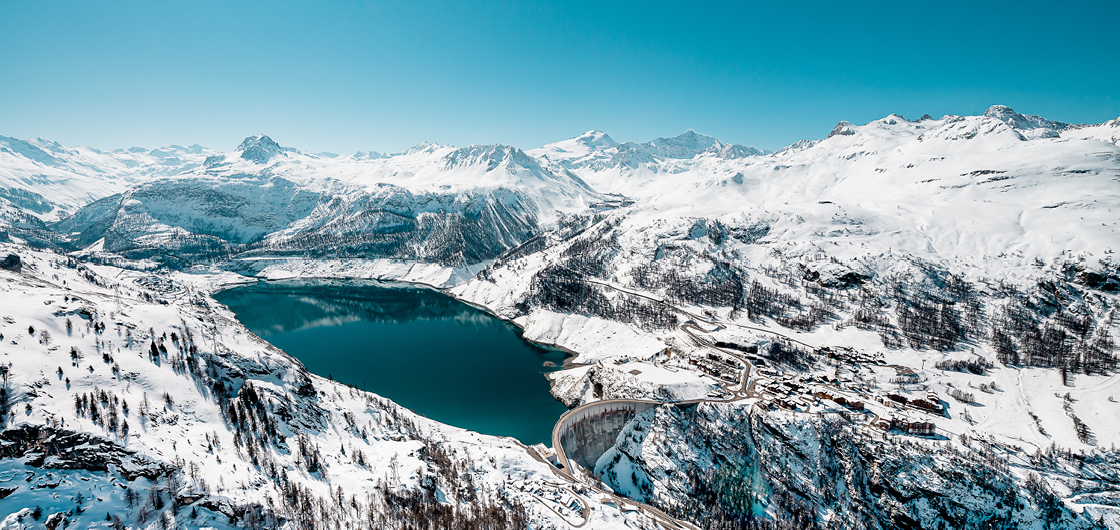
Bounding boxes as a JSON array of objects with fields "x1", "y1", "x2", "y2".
[
  {"x1": 237, "y1": 134, "x2": 284, "y2": 164},
  {"x1": 0, "y1": 253, "x2": 19, "y2": 272},
  {"x1": 597, "y1": 403, "x2": 1116, "y2": 529},
  {"x1": 0, "y1": 425, "x2": 171, "y2": 480}
]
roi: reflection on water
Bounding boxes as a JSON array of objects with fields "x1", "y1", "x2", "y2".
[
  {"x1": 219, "y1": 282, "x2": 504, "y2": 334},
  {"x1": 214, "y1": 280, "x2": 570, "y2": 445}
]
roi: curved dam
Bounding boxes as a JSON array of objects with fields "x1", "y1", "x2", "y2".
[{"x1": 552, "y1": 399, "x2": 660, "y2": 473}]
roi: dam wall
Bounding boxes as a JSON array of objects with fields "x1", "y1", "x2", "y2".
[{"x1": 553, "y1": 400, "x2": 659, "y2": 473}]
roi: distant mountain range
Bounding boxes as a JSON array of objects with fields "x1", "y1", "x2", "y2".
[{"x1": 3, "y1": 105, "x2": 1120, "y2": 528}]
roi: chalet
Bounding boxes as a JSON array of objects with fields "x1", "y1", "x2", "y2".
[
  {"x1": 842, "y1": 400, "x2": 857, "y2": 409},
  {"x1": 909, "y1": 399, "x2": 940, "y2": 413},
  {"x1": 887, "y1": 418, "x2": 937, "y2": 436},
  {"x1": 906, "y1": 422, "x2": 936, "y2": 436},
  {"x1": 777, "y1": 399, "x2": 800, "y2": 411}
]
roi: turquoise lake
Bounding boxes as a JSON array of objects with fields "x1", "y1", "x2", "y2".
[{"x1": 213, "y1": 280, "x2": 570, "y2": 445}]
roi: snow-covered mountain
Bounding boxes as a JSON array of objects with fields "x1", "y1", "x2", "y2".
[
  {"x1": 40, "y1": 135, "x2": 607, "y2": 270},
  {"x1": 0, "y1": 247, "x2": 653, "y2": 529},
  {"x1": 2, "y1": 105, "x2": 1120, "y2": 528},
  {"x1": 532, "y1": 129, "x2": 768, "y2": 167},
  {"x1": 0, "y1": 136, "x2": 214, "y2": 221}
]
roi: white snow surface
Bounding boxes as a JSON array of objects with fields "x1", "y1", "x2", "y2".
[
  {"x1": 0, "y1": 137, "x2": 214, "y2": 221},
  {"x1": 1, "y1": 104, "x2": 1119, "y2": 527},
  {"x1": 0, "y1": 245, "x2": 648, "y2": 528}
]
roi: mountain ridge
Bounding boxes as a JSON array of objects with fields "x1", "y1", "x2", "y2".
[{"x1": 1, "y1": 105, "x2": 1120, "y2": 528}]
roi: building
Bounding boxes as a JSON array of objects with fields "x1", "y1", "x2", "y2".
[
  {"x1": 886, "y1": 418, "x2": 936, "y2": 436},
  {"x1": 906, "y1": 422, "x2": 936, "y2": 436}
]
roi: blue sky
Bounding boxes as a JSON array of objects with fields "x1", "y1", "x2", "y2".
[{"x1": 2, "y1": 0, "x2": 1118, "y2": 154}]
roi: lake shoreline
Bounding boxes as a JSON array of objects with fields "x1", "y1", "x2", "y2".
[
  {"x1": 213, "y1": 274, "x2": 587, "y2": 370},
  {"x1": 212, "y1": 278, "x2": 573, "y2": 445}
]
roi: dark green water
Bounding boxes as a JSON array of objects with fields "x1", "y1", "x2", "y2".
[{"x1": 213, "y1": 280, "x2": 570, "y2": 445}]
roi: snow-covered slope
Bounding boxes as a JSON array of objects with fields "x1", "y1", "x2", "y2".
[
  {"x1": 528, "y1": 129, "x2": 769, "y2": 194},
  {"x1": 0, "y1": 245, "x2": 653, "y2": 529},
  {"x1": 497, "y1": 108, "x2": 1119, "y2": 289},
  {"x1": 0, "y1": 137, "x2": 213, "y2": 222},
  {"x1": 1, "y1": 104, "x2": 1119, "y2": 529},
  {"x1": 192, "y1": 135, "x2": 601, "y2": 217},
  {"x1": 47, "y1": 135, "x2": 607, "y2": 272},
  {"x1": 460, "y1": 106, "x2": 1120, "y2": 420},
  {"x1": 598, "y1": 402, "x2": 1120, "y2": 528},
  {"x1": 451, "y1": 106, "x2": 1120, "y2": 527},
  {"x1": 531, "y1": 129, "x2": 767, "y2": 170}
]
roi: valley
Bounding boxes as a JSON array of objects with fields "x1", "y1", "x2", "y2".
[{"x1": 1, "y1": 105, "x2": 1119, "y2": 528}]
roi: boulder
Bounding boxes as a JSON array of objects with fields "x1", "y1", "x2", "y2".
[{"x1": 0, "y1": 254, "x2": 19, "y2": 273}]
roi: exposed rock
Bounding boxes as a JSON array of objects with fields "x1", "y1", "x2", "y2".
[
  {"x1": 0, "y1": 425, "x2": 171, "y2": 480},
  {"x1": 828, "y1": 121, "x2": 856, "y2": 138},
  {"x1": 0, "y1": 253, "x2": 19, "y2": 272},
  {"x1": 45, "y1": 512, "x2": 66, "y2": 530},
  {"x1": 237, "y1": 134, "x2": 283, "y2": 164},
  {"x1": 599, "y1": 403, "x2": 1111, "y2": 529}
]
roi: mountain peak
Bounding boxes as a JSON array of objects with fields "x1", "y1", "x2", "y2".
[
  {"x1": 404, "y1": 142, "x2": 443, "y2": 156},
  {"x1": 827, "y1": 121, "x2": 857, "y2": 138},
  {"x1": 0, "y1": 136, "x2": 63, "y2": 167},
  {"x1": 237, "y1": 134, "x2": 282, "y2": 164},
  {"x1": 650, "y1": 130, "x2": 720, "y2": 151},
  {"x1": 574, "y1": 130, "x2": 619, "y2": 148},
  {"x1": 983, "y1": 105, "x2": 1018, "y2": 120},
  {"x1": 351, "y1": 150, "x2": 383, "y2": 159},
  {"x1": 442, "y1": 144, "x2": 541, "y2": 172},
  {"x1": 982, "y1": 105, "x2": 1067, "y2": 138}
]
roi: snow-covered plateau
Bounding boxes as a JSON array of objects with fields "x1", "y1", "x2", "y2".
[{"x1": 0, "y1": 105, "x2": 1119, "y2": 529}]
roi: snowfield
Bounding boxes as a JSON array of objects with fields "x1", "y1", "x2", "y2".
[
  {"x1": 0, "y1": 104, "x2": 1118, "y2": 528},
  {"x1": 0, "y1": 246, "x2": 656, "y2": 529}
]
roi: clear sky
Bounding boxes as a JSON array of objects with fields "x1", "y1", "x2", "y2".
[{"x1": 2, "y1": 0, "x2": 1118, "y2": 154}]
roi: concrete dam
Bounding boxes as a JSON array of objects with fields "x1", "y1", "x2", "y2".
[{"x1": 552, "y1": 400, "x2": 660, "y2": 473}]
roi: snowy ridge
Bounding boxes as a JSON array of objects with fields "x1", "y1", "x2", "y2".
[
  {"x1": 35, "y1": 135, "x2": 609, "y2": 269},
  {"x1": 0, "y1": 137, "x2": 214, "y2": 222},
  {"x1": 982, "y1": 104, "x2": 1069, "y2": 139},
  {"x1": 452, "y1": 106, "x2": 1120, "y2": 527},
  {"x1": 529, "y1": 129, "x2": 768, "y2": 181},
  {"x1": 0, "y1": 245, "x2": 655, "y2": 529},
  {"x1": 1, "y1": 104, "x2": 1120, "y2": 528}
]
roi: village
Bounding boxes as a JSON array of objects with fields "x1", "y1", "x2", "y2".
[{"x1": 669, "y1": 327, "x2": 951, "y2": 440}]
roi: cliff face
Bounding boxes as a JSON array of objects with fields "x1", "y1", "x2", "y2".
[{"x1": 597, "y1": 402, "x2": 1119, "y2": 529}]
